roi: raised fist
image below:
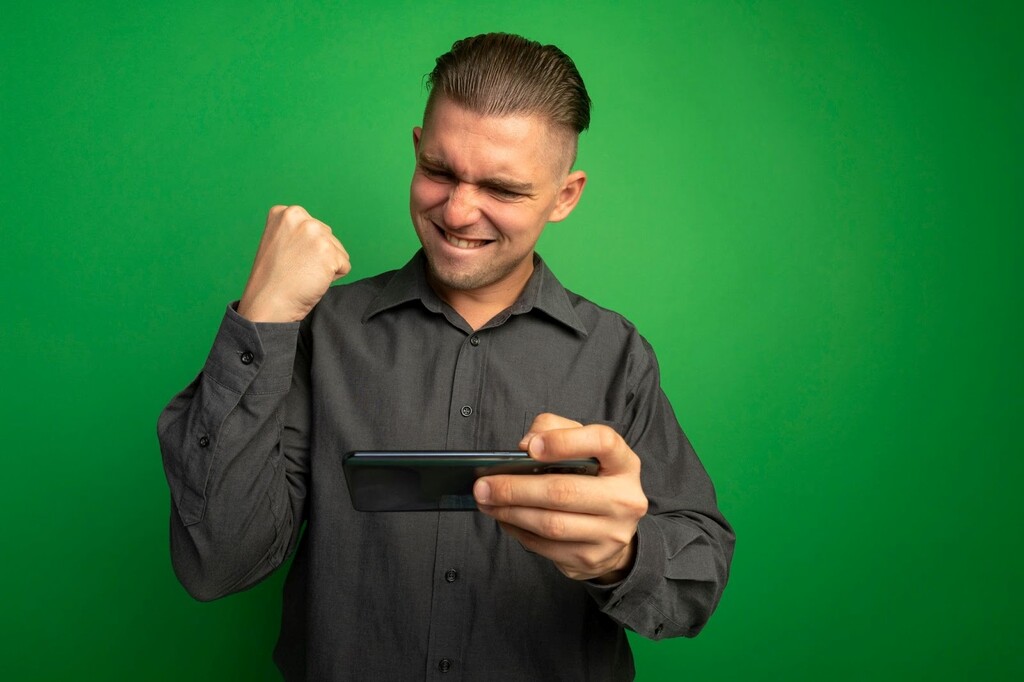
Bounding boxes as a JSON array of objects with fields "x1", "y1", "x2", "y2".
[{"x1": 237, "y1": 205, "x2": 351, "y2": 322}]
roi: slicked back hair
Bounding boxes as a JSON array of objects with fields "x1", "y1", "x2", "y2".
[{"x1": 424, "y1": 33, "x2": 591, "y2": 170}]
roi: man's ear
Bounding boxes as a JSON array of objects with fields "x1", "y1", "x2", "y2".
[
  {"x1": 548, "y1": 170, "x2": 587, "y2": 223},
  {"x1": 412, "y1": 126, "x2": 422, "y2": 150}
]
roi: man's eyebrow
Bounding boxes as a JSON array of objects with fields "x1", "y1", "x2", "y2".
[
  {"x1": 479, "y1": 176, "x2": 535, "y2": 194},
  {"x1": 417, "y1": 152, "x2": 450, "y2": 170},
  {"x1": 417, "y1": 152, "x2": 535, "y2": 194}
]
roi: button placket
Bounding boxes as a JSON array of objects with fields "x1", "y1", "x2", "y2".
[{"x1": 427, "y1": 328, "x2": 483, "y2": 673}]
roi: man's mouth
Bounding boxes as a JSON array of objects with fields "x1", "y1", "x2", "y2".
[{"x1": 438, "y1": 226, "x2": 492, "y2": 250}]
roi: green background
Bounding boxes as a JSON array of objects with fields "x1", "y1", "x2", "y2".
[{"x1": 2, "y1": 1, "x2": 1020, "y2": 679}]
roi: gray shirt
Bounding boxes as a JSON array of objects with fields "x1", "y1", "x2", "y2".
[{"x1": 158, "y1": 252, "x2": 734, "y2": 681}]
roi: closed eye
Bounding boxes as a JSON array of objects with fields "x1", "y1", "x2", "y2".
[
  {"x1": 488, "y1": 186, "x2": 524, "y2": 200},
  {"x1": 420, "y1": 165, "x2": 454, "y2": 182}
]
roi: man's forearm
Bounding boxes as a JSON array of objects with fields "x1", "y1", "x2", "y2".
[{"x1": 158, "y1": 305, "x2": 308, "y2": 600}]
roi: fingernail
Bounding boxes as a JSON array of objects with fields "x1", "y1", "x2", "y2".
[
  {"x1": 474, "y1": 479, "x2": 491, "y2": 503},
  {"x1": 531, "y1": 436, "x2": 545, "y2": 457}
]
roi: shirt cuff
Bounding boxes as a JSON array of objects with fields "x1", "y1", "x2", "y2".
[
  {"x1": 201, "y1": 303, "x2": 301, "y2": 395},
  {"x1": 584, "y1": 514, "x2": 666, "y2": 629}
]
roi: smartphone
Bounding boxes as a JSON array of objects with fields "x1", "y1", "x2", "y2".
[{"x1": 342, "y1": 451, "x2": 600, "y2": 512}]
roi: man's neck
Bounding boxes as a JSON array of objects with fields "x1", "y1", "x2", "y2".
[{"x1": 431, "y1": 261, "x2": 534, "y2": 331}]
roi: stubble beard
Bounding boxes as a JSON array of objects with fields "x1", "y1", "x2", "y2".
[{"x1": 423, "y1": 244, "x2": 529, "y2": 295}]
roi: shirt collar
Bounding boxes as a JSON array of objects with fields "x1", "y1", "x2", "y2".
[{"x1": 362, "y1": 250, "x2": 588, "y2": 337}]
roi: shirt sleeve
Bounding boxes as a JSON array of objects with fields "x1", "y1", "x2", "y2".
[
  {"x1": 157, "y1": 304, "x2": 310, "y2": 601},
  {"x1": 585, "y1": 337, "x2": 735, "y2": 640}
]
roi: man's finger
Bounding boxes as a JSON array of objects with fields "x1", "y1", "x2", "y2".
[
  {"x1": 483, "y1": 505, "x2": 631, "y2": 546},
  {"x1": 476, "y1": 471, "x2": 608, "y2": 515},
  {"x1": 494, "y1": 521, "x2": 635, "y2": 582},
  {"x1": 526, "y1": 412, "x2": 583, "y2": 433},
  {"x1": 519, "y1": 412, "x2": 582, "y2": 449},
  {"x1": 326, "y1": 233, "x2": 351, "y2": 280},
  {"x1": 528, "y1": 424, "x2": 637, "y2": 475},
  {"x1": 330, "y1": 233, "x2": 350, "y2": 260}
]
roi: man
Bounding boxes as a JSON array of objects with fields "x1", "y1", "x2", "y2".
[{"x1": 159, "y1": 33, "x2": 733, "y2": 681}]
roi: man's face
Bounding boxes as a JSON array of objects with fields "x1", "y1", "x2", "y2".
[{"x1": 410, "y1": 97, "x2": 586, "y2": 299}]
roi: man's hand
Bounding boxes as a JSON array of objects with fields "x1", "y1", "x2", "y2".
[
  {"x1": 474, "y1": 413, "x2": 649, "y2": 584},
  {"x1": 237, "y1": 205, "x2": 351, "y2": 322}
]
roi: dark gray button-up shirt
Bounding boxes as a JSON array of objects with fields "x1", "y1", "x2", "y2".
[{"x1": 158, "y1": 252, "x2": 734, "y2": 681}]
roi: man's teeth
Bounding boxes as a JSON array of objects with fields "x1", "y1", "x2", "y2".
[{"x1": 445, "y1": 232, "x2": 488, "y2": 249}]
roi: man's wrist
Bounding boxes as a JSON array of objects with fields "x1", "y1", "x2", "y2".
[
  {"x1": 589, "y1": 535, "x2": 638, "y2": 585},
  {"x1": 238, "y1": 295, "x2": 302, "y2": 323}
]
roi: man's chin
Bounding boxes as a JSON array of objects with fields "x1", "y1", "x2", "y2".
[
  {"x1": 422, "y1": 245, "x2": 532, "y2": 296},
  {"x1": 427, "y1": 265, "x2": 494, "y2": 293},
  {"x1": 424, "y1": 254, "x2": 513, "y2": 293}
]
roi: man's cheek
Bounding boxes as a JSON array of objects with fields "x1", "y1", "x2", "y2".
[{"x1": 412, "y1": 179, "x2": 449, "y2": 207}]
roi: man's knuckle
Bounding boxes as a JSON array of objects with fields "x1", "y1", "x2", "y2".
[
  {"x1": 615, "y1": 493, "x2": 647, "y2": 522},
  {"x1": 594, "y1": 426, "x2": 620, "y2": 453},
  {"x1": 632, "y1": 494, "x2": 649, "y2": 517},
  {"x1": 576, "y1": 549, "x2": 602, "y2": 572},
  {"x1": 282, "y1": 204, "x2": 306, "y2": 220},
  {"x1": 314, "y1": 233, "x2": 335, "y2": 252},
  {"x1": 611, "y1": 526, "x2": 636, "y2": 547},
  {"x1": 540, "y1": 514, "x2": 567, "y2": 539},
  {"x1": 561, "y1": 566, "x2": 586, "y2": 581},
  {"x1": 547, "y1": 477, "x2": 577, "y2": 507},
  {"x1": 534, "y1": 413, "x2": 557, "y2": 429},
  {"x1": 493, "y1": 478, "x2": 515, "y2": 504}
]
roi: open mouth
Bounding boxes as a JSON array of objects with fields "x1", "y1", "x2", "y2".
[{"x1": 437, "y1": 225, "x2": 493, "y2": 250}]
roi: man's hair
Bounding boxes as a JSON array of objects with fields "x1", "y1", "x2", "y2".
[{"x1": 425, "y1": 33, "x2": 591, "y2": 168}]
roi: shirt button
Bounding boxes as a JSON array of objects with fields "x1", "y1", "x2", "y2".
[
  {"x1": 469, "y1": 334, "x2": 480, "y2": 346},
  {"x1": 198, "y1": 435, "x2": 210, "y2": 448},
  {"x1": 240, "y1": 350, "x2": 254, "y2": 365},
  {"x1": 444, "y1": 568, "x2": 458, "y2": 583},
  {"x1": 460, "y1": 405, "x2": 473, "y2": 417},
  {"x1": 438, "y1": 658, "x2": 452, "y2": 673}
]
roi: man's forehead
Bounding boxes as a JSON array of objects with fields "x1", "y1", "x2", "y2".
[{"x1": 420, "y1": 99, "x2": 574, "y2": 178}]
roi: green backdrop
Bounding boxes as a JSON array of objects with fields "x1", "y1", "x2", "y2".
[{"x1": 2, "y1": 1, "x2": 1020, "y2": 680}]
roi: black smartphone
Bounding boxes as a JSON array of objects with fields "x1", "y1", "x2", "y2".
[{"x1": 342, "y1": 451, "x2": 600, "y2": 511}]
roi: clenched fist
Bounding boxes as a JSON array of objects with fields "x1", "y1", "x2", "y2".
[{"x1": 237, "y1": 206, "x2": 351, "y2": 322}]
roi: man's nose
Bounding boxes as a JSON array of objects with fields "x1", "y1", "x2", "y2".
[{"x1": 443, "y1": 183, "x2": 481, "y2": 228}]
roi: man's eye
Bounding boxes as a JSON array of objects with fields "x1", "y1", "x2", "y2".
[
  {"x1": 491, "y1": 188, "x2": 522, "y2": 200},
  {"x1": 422, "y1": 167, "x2": 452, "y2": 181}
]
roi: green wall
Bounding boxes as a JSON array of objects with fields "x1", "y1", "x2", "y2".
[{"x1": 2, "y1": 1, "x2": 1020, "y2": 679}]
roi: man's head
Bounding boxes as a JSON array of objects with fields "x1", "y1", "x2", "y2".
[
  {"x1": 424, "y1": 32, "x2": 591, "y2": 173},
  {"x1": 410, "y1": 33, "x2": 590, "y2": 311}
]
